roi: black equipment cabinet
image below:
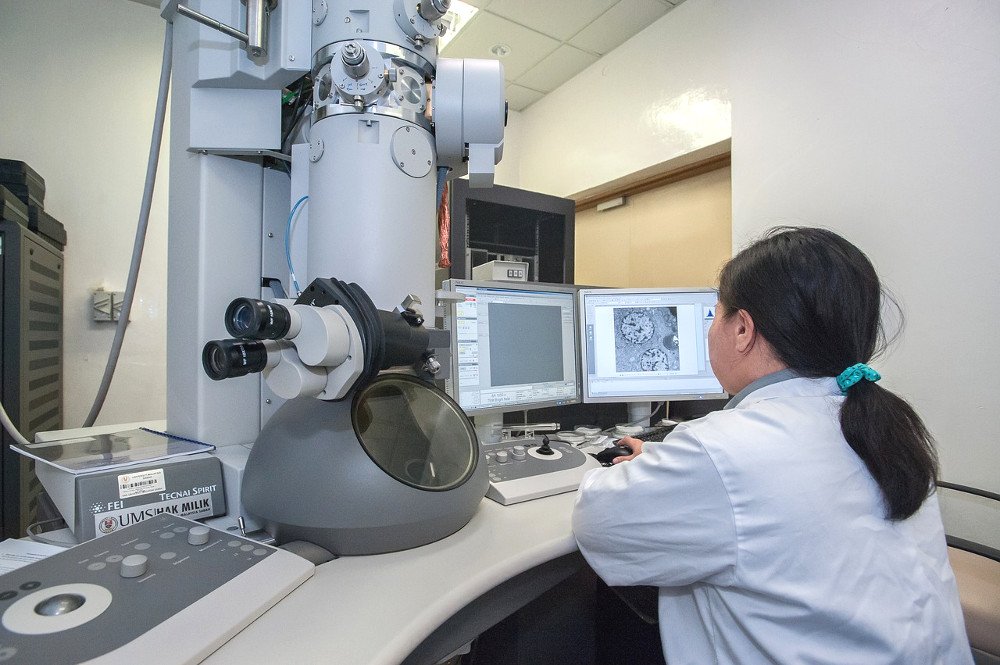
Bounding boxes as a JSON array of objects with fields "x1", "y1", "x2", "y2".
[
  {"x1": 448, "y1": 179, "x2": 575, "y2": 284},
  {"x1": 0, "y1": 220, "x2": 63, "y2": 538}
]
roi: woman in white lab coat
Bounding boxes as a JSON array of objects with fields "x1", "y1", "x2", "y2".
[{"x1": 573, "y1": 227, "x2": 972, "y2": 665}]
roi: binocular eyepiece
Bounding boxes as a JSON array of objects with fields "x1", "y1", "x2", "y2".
[
  {"x1": 202, "y1": 298, "x2": 293, "y2": 381},
  {"x1": 225, "y1": 298, "x2": 293, "y2": 340},
  {"x1": 202, "y1": 338, "x2": 270, "y2": 381},
  {"x1": 202, "y1": 283, "x2": 439, "y2": 393}
]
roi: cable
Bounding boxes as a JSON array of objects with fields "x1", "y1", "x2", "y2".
[
  {"x1": 435, "y1": 166, "x2": 449, "y2": 211},
  {"x1": 281, "y1": 77, "x2": 306, "y2": 148},
  {"x1": 281, "y1": 76, "x2": 312, "y2": 153},
  {"x1": 83, "y1": 21, "x2": 173, "y2": 427},
  {"x1": 625, "y1": 401, "x2": 666, "y2": 427},
  {"x1": 285, "y1": 195, "x2": 309, "y2": 295},
  {"x1": 284, "y1": 102, "x2": 311, "y2": 152},
  {"x1": 26, "y1": 518, "x2": 73, "y2": 548},
  {"x1": 437, "y1": 168, "x2": 451, "y2": 268},
  {"x1": 0, "y1": 399, "x2": 31, "y2": 448}
]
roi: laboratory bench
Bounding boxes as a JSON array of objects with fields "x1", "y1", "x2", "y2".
[{"x1": 205, "y1": 492, "x2": 587, "y2": 665}]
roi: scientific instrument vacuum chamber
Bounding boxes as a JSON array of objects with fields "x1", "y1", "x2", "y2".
[{"x1": 162, "y1": 0, "x2": 506, "y2": 554}]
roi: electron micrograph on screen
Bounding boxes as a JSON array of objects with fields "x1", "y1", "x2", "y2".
[{"x1": 613, "y1": 307, "x2": 680, "y2": 372}]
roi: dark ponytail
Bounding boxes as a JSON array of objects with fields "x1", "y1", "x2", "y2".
[{"x1": 718, "y1": 227, "x2": 937, "y2": 520}]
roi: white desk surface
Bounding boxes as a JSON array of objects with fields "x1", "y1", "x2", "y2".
[{"x1": 205, "y1": 491, "x2": 582, "y2": 665}]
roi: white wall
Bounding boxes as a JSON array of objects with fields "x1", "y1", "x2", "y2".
[
  {"x1": 514, "y1": 0, "x2": 731, "y2": 197},
  {"x1": 727, "y1": 1, "x2": 1000, "y2": 492},
  {"x1": 515, "y1": 0, "x2": 999, "y2": 491},
  {"x1": 0, "y1": 1, "x2": 169, "y2": 427}
]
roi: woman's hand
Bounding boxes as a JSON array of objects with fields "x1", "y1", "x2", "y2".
[{"x1": 612, "y1": 436, "x2": 645, "y2": 463}]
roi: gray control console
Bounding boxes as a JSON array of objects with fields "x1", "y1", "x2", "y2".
[
  {"x1": 483, "y1": 438, "x2": 601, "y2": 505},
  {"x1": 0, "y1": 514, "x2": 313, "y2": 664}
]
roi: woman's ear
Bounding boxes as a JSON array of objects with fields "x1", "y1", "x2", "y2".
[{"x1": 735, "y1": 308, "x2": 757, "y2": 354}]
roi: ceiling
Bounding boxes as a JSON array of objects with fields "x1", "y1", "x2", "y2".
[
  {"x1": 127, "y1": 0, "x2": 685, "y2": 110},
  {"x1": 440, "y1": 0, "x2": 684, "y2": 110}
]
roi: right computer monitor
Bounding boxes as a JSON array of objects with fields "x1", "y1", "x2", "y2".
[{"x1": 578, "y1": 287, "x2": 727, "y2": 403}]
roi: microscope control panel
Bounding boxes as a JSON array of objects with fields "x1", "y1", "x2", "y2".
[
  {"x1": 483, "y1": 439, "x2": 601, "y2": 505},
  {"x1": 0, "y1": 514, "x2": 313, "y2": 664}
]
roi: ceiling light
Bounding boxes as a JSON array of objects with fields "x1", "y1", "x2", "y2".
[
  {"x1": 489, "y1": 44, "x2": 511, "y2": 58},
  {"x1": 437, "y1": 0, "x2": 479, "y2": 51}
]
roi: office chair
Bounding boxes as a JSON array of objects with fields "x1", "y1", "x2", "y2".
[{"x1": 938, "y1": 481, "x2": 1000, "y2": 665}]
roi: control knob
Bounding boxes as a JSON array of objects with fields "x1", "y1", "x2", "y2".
[
  {"x1": 495, "y1": 450, "x2": 509, "y2": 463},
  {"x1": 120, "y1": 554, "x2": 148, "y2": 578},
  {"x1": 511, "y1": 446, "x2": 526, "y2": 460},
  {"x1": 188, "y1": 525, "x2": 211, "y2": 546}
]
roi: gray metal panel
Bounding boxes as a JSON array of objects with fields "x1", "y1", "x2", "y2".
[
  {"x1": 259, "y1": 165, "x2": 292, "y2": 426},
  {"x1": 166, "y1": 13, "x2": 267, "y2": 446},
  {"x1": 0, "y1": 220, "x2": 64, "y2": 538},
  {"x1": 0, "y1": 513, "x2": 313, "y2": 664},
  {"x1": 189, "y1": 88, "x2": 282, "y2": 150},
  {"x1": 166, "y1": 7, "x2": 306, "y2": 447},
  {"x1": 22, "y1": 234, "x2": 63, "y2": 435}
]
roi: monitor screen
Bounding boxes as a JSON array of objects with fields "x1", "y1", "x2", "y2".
[
  {"x1": 443, "y1": 280, "x2": 581, "y2": 414},
  {"x1": 578, "y1": 288, "x2": 727, "y2": 403}
]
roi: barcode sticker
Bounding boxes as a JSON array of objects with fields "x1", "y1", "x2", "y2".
[{"x1": 118, "y1": 469, "x2": 165, "y2": 499}]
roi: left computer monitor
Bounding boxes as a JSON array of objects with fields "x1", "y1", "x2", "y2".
[{"x1": 443, "y1": 279, "x2": 581, "y2": 414}]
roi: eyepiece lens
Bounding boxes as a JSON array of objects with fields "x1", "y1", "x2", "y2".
[
  {"x1": 202, "y1": 339, "x2": 269, "y2": 381},
  {"x1": 230, "y1": 302, "x2": 256, "y2": 336},
  {"x1": 206, "y1": 345, "x2": 226, "y2": 377},
  {"x1": 224, "y1": 298, "x2": 291, "y2": 340}
]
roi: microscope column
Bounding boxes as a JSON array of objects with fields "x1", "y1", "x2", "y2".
[{"x1": 307, "y1": 2, "x2": 442, "y2": 312}]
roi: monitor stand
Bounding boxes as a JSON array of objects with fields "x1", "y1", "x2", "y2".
[
  {"x1": 627, "y1": 401, "x2": 654, "y2": 428},
  {"x1": 619, "y1": 401, "x2": 671, "y2": 432},
  {"x1": 474, "y1": 412, "x2": 504, "y2": 444}
]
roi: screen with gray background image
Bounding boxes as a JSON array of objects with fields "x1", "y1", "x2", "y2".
[{"x1": 488, "y1": 303, "x2": 564, "y2": 386}]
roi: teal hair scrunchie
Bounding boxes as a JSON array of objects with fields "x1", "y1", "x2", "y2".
[{"x1": 837, "y1": 363, "x2": 881, "y2": 394}]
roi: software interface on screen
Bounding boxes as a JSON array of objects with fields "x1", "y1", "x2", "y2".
[
  {"x1": 449, "y1": 282, "x2": 580, "y2": 413},
  {"x1": 579, "y1": 289, "x2": 726, "y2": 402}
]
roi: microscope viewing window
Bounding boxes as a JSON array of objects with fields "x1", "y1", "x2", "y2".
[{"x1": 352, "y1": 374, "x2": 479, "y2": 491}]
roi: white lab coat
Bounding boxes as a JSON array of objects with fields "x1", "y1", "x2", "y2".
[{"x1": 573, "y1": 377, "x2": 972, "y2": 665}]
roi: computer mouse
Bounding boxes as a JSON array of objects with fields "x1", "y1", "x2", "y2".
[{"x1": 593, "y1": 444, "x2": 633, "y2": 466}]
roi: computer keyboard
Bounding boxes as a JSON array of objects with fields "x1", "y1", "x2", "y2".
[{"x1": 623, "y1": 424, "x2": 677, "y2": 442}]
